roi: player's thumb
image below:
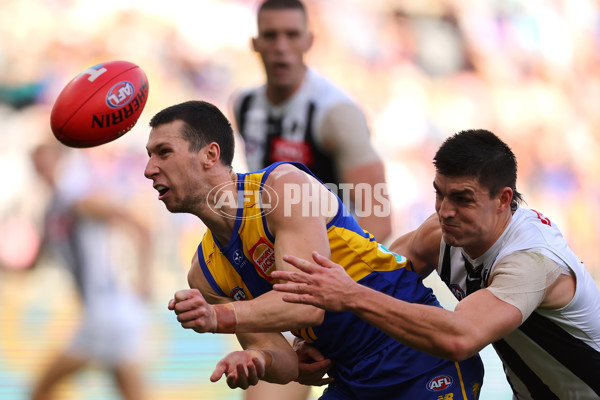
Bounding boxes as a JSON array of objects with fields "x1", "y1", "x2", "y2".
[
  {"x1": 174, "y1": 289, "x2": 195, "y2": 302},
  {"x1": 167, "y1": 298, "x2": 176, "y2": 310}
]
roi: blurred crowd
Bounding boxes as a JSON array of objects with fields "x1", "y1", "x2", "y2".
[
  {"x1": 1, "y1": 1, "x2": 597, "y2": 398},
  {"x1": 1, "y1": 0, "x2": 599, "y2": 278}
]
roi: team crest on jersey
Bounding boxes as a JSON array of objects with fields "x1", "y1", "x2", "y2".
[
  {"x1": 230, "y1": 286, "x2": 247, "y2": 301},
  {"x1": 249, "y1": 238, "x2": 276, "y2": 281},
  {"x1": 233, "y1": 249, "x2": 244, "y2": 265},
  {"x1": 427, "y1": 375, "x2": 453, "y2": 392},
  {"x1": 450, "y1": 284, "x2": 466, "y2": 300},
  {"x1": 106, "y1": 81, "x2": 135, "y2": 109}
]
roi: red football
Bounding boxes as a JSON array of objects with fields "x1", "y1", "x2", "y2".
[{"x1": 50, "y1": 60, "x2": 149, "y2": 148}]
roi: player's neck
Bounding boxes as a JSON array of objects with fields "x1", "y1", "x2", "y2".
[
  {"x1": 266, "y1": 67, "x2": 307, "y2": 105},
  {"x1": 200, "y1": 170, "x2": 238, "y2": 246}
]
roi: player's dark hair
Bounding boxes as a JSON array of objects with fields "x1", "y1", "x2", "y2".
[
  {"x1": 434, "y1": 129, "x2": 523, "y2": 210},
  {"x1": 149, "y1": 100, "x2": 235, "y2": 167},
  {"x1": 258, "y1": 0, "x2": 306, "y2": 18}
]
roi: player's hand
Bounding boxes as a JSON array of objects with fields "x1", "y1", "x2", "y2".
[
  {"x1": 293, "y1": 337, "x2": 334, "y2": 386},
  {"x1": 168, "y1": 288, "x2": 216, "y2": 333},
  {"x1": 272, "y1": 251, "x2": 356, "y2": 312},
  {"x1": 210, "y1": 350, "x2": 267, "y2": 389}
]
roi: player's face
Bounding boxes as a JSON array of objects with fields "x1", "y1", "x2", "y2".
[
  {"x1": 253, "y1": 8, "x2": 313, "y2": 92},
  {"x1": 145, "y1": 120, "x2": 204, "y2": 214},
  {"x1": 433, "y1": 173, "x2": 505, "y2": 258}
]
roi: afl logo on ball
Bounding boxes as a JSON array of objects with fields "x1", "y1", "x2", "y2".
[
  {"x1": 106, "y1": 81, "x2": 135, "y2": 108},
  {"x1": 427, "y1": 375, "x2": 453, "y2": 392}
]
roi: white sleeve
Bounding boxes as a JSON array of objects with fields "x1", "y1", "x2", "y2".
[
  {"x1": 317, "y1": 102, "x2": 381, "y2": 171},
  {"x1": 487, "y1": 251, "x2": 563, "y2": 323}
]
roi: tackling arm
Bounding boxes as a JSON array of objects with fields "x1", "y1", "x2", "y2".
[{"x1": 274, "y1": 252, "x2": 522, "y2": 361}]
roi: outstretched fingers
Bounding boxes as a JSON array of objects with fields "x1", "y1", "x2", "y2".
[{"x1": 210, "y1": 351, "x2": 265, "y2": 389}]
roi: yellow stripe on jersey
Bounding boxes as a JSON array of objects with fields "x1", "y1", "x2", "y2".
[
  {"x1": 328, "y1": 226, "x2": 410, "y2": 282},
  {"x1": 454, "y1": 361, "x2": 469, "y2": 400}
]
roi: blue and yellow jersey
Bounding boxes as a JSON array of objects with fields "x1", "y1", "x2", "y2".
[{"x1": 198, "y1": 162, "x2": 441, "y2": 370}]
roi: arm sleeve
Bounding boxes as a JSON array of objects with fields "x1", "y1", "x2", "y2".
[
  {"x1": 318, "y1": 102, "x2": 381, "y2": 171},
  {"x1": 486, "y1": 251, "x2": 563, "y2": 323}
]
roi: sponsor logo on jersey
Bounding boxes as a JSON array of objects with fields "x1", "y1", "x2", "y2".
[
  {"x1": 249, "y1": 238, "x2": 276, "y2": 281},
  {"x1": 270, "y1": 137, "x2": 315, "y2": 166},
  {"x1": 450, "y1": 284, "x2": 466, "y2": 300},
  {"x1": 230, "y1": 286, "x2": 247, "y2": 301},
  {"x1": 427, "y1": 375, "x2": 453, "y2": 392}
]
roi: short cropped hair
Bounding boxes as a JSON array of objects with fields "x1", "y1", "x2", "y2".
[
  {"x1": 149, "y1": 100, "x2": 235, "y2": 167},
  {"x1": 258, "y1": 0, "x2": 306, "y2": 17},
  {"x1": 434, "y1": 129, "x2": 523, "y2": 210}
]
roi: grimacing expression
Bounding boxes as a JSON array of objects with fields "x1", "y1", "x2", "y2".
[
  {"x1": 433, "y1": 173, "x2": 504, "y2": 258},
  {"x1": 144, "y1": 120, "x2": 203, "y2": 214},
  {"x1": 253, "y1": 8, "x2": 313, "y2": 90}
]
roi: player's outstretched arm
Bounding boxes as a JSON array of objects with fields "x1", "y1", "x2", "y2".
[
  {"x1": 274, "y1": 251, "x2": 523, "y2": 361},
  {"x1": 272, "y1": 252, "x2": 359, "y2": 312},
  {"x1": 169, "y1": 260, "x2": 323, "y2": 334}
]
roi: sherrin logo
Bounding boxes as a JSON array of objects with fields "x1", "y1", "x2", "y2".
[
  {"x1": 106, "y1": 81, "x2": 135, "y2": 108},
  {"x1": 427, "y1": 375, "x2": 453, "y2": 392}
]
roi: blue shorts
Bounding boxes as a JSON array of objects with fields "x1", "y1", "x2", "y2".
[{"x1": 319, "y1": 351, "x2": 484, "y2": 400}]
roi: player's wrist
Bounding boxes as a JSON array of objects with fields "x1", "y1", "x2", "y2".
[
  {"x1": 247, "y1": 349, "x2": 273, "y2": 368},
  {"x1": 213, "y1": 303, "x2": 238, "y2": 333}
]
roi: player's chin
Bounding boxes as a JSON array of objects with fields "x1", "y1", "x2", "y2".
[
  {"x1": 161, "y1": 199, "x2": 177, "y2": 212},
  {"x1": 163, "y1": 201, "x2": 188, "y2": 215},
  {"x1": 440, "y1": 231, "x2": 461, "y2": 247}
]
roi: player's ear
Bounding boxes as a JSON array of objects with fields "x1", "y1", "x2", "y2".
[
  {"x1": 203, "y1": 142, "x2": 221, "y2": 167},
  {"x1": 305, "y1": 31, "x2": 314, "y2": 51},
  {"x1": 497, "y1": 187, "x2": 513, "y2": 212}
]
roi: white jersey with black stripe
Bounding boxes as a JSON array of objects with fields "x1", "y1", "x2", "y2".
[
  {"x1": 438, "y1": 206, "x2": 600, "y2": 399},
  {"x1": 233, "y1": 68, "x2": 352, "y2": 171}
]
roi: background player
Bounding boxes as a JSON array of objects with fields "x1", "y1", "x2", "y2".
[
  {"x1": 231, "y1": 0, "x2": 392, "y2": 245},
  {"x1": 27, "y1": 142, "x2": 152, "y2": 400}
]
